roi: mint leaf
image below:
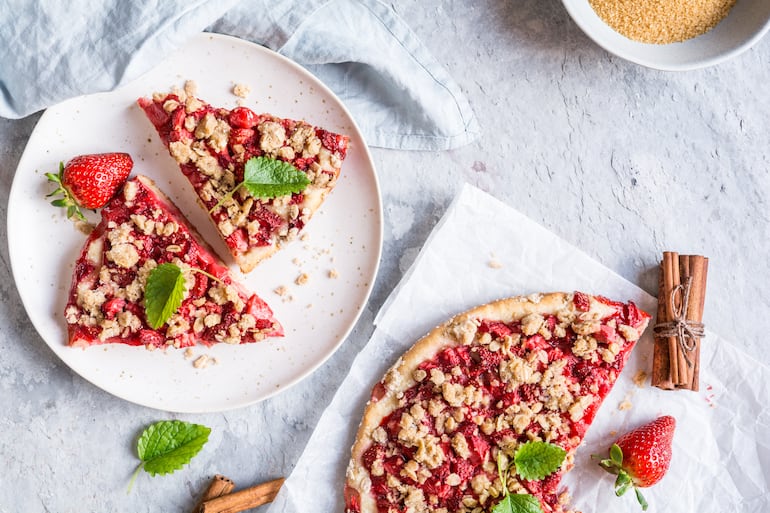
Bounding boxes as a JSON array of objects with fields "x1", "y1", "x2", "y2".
[
  {"x1": 242, "y1": 156, "x2": 310, "y2": 197},
  {"x1": 210, "y1": 156, "x2": 310, "y2": 212},
  {"x1": 491, "y1": 493, "x2": 544, "y2": 513},
  {"x1": 514, "y1": 441, "x2": 566, "y2": 481},
  {"x1": 137, "y1": 420, "x2": 211, "y2": 475},
  {"x1": 128, "y1": 420, "x2": 210, "y2": 492},
  {"x1": 144, "y1": 263, "x2": 186, "y2": 329}
]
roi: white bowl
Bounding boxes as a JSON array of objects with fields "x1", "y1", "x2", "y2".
[{"x1": 562, "y1": 0, "x2": 770, "y2": 70}]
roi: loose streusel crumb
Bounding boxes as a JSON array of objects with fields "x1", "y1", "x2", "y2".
[
  {"x1": 184, "y1": 80, "x2": 197, "y2": 97},
  {"x1": 633, "y1": 370, "x2": 648, "y2": 387},
  {"x1": 184, "y1": 348, "x2": 195, "y2": 360},
  {"x1": 74, "y1": 220, "x2": 95, "y2": 235},
  {"x1": 274, "y1": 285, "x2": 288, "y2": 296},
  {"x1": 232, "y1": 83, "x2": 251, "y2": 98},
  {"x1": 618, "y1": 399, "x2": 633, "y2": 411},
  {"x1": 488, "y1": 259, "x2": 503, "y2": 269},
  {"x1": 329, "y1": 269, "x2": 339, "y2": 279},
  {"x1": 193, "y1": 355, "x2": 209, "y2": 369},
  {"x1": 295, "y1": 272, "x2": 309, "y2": 286}
]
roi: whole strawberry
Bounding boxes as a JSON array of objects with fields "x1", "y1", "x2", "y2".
[
  {"x1": 46, "y1": 152, "x2": 133, "y2": 221},
  {"x1": 595, "y1": 415, "x2": 676, "y2": 511}
]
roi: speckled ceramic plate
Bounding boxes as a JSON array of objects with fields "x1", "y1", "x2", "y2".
[{"x1": 8, "y1": 33, "x2": 382, "y2": 413}]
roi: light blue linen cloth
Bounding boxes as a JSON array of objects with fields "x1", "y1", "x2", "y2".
[{"x1": 0, "y1": 0, "x2": 479, "y2": 150}]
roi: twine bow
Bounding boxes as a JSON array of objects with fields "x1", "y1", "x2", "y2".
[{"x1": 653, "y1": 276, "x2": 705, "y2": 368}]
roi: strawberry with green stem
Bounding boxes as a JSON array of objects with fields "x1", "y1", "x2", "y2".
[
  {"x1": 46, "y1": 152, "x2": 133, "y2": 221},
  {"x1": 594, "y1": 415, "x2": 676, "y2": 511}
]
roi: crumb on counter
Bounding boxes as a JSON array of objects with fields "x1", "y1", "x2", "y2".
[
  {"x1": 193, "y1": 354, "x2": 217, "y2": 369},
  {"x1": 618, "y1": 399, "x2": 633, "y2": 411},
  {"x1": 232, "y1": 83, "x2": 251, "y2": 98},
  {"x1": 295, "y1": 272, "x2": 309, "y2": 286},
  {"x1": 329, "y1": 269, "x2": 339, "y2": 279},
  {"x1": 184, "y1": 348, "x2": 195, "y2": 360},
  {"x1": 274, "y1": 285, "x2": 288, "y2": 296},
  {"x1": 633, "y1": 370, "x2": 648, "y2": 388},
  {"x1": 488, "y1": 259, "x2": 503, "y2": 269}
]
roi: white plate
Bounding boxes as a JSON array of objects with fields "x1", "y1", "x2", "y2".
[{"x1": 8, "y1": 33, "x2": 382, "y2": 413}]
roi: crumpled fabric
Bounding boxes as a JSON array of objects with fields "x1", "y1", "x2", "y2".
[{"x1": 0, "y1": 0, "x2": 479, "y2": 150}]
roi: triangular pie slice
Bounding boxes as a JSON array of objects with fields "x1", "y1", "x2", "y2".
[
  {"x1": 344, "y1": 292, "x2": 650, "y2": 513},
  {"x1": 137, "y1": 84, "x2": 349, "y2": 273},
  {"x1": 64, "y1": 175, "x2": 283, "y2": 349}
]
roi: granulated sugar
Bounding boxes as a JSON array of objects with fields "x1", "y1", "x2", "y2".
[{"x1": 588, "y1": 0, "x2": 737, "y2": 44}]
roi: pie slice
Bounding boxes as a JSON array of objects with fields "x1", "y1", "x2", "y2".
[
  {"x1": 344, "y1": 292, "x2": 650, "y2": 513},
  {"x1": 137, "y1": 83, "x2": 349, "y2": 273},
  {"x1": 64, "y1": 175, "x2": 283, "y2": 349}
]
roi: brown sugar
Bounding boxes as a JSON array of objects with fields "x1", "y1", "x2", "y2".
[{"x1": 588, "y1": 0, "x2": 737, "y2": 44}]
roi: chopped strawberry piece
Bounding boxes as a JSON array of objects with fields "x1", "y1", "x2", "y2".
[
  {"x1": 138, "y1": 329, "x2": 164, "y2": 347},
  {"x1": 594, "y1": 324, "x2": 617, "y2": 344},
  {"x1": 137, "y1": 98, "x2": 169, "y2": 127},
  {"x1": 229, "y1": 106, "x2": 259, "y2": 129},
  {"x1": 230, "y1": 128, "x2": 255, "y2": 146},
  {"x1": 478, "y1": 319, "x2": 513, "y2": 339},
  {"x1": 102, "y1": 298, "x2": 125, "y2": 320},
  {"x1": 573, "y1": 291, "x2": 591, "y2": 311}
]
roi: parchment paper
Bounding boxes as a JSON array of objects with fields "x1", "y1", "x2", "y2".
[{"x1": 266, "y1": 183, "x2": 770, "y2": 512}]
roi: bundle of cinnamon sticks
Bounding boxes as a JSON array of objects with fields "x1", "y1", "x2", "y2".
[
  {"x1": 193, "y1": 474, "x2": 284, "y2": 513},
  {"x1": 651, "y1": 252, "x2": 708, "y2": 391}
]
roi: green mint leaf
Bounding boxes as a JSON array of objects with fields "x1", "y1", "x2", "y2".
[
  {"x1": 242, "y1": 156, "x2": 310, "y2": 198},
  {"x1": 136, "y1": 420, "x2": 211, "y2": 477},
  {"x1": 144, "y1": 263, "x2": 186, "y2": 329},
  {"x1": 513, "y1": 441, "x2": 566, "y2": 481},
  {"x1": 208, "y1": 156, "x2": 310, "y2": 213},
  {"x1": 491, "y1": 493, "x2": 544, "y2": 513}
]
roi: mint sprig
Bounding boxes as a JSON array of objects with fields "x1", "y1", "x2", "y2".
[
  {"x1": 144, "y1": 263, "x2": 224, "y2": 329},
  {"x1": 514, "y1": 441, "x2": 567, "y2": 481},
  {"x1": 144, "y1": 263, "x2": 186, "y2": 329},
  {"x1": 491, "y1": 441, "x2": 567, "y2": 513},
  {"x1": 128, "y1": 420, "x2": 211, "y2": 492},
  {"x1": 492, "y1": 494, "x2": 544, "y2": 513},
  {"x1": 209, "y1": 156, "x2": 310, "y2": 213}
]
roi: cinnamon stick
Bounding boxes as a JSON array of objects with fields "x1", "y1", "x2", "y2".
[
  {"x1": 662, "y1": 252, "x2": 681, "y2": 384},
  {"x1": 651, "y1": 261, "x2": 674, "y2": 389},
  {"x1": 194, "y1": 475, "x2": 236, "y2": 513},
  {"x1": 199, "y1": 477, "x2": 285, "y2": 513},
  {"x1": 651, "y1": 252, "x2": 708, "y2": 391},
  {"x1": 675, "y1": 256, "x2": 691, "y2": 386},
  {"x1": 684, "y1": 255, "x2": 708, "y2": 391}
]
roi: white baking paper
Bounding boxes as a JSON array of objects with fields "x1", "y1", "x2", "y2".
[{"x1": 266, "y1": 183, "x2": 770, "y2": 513}]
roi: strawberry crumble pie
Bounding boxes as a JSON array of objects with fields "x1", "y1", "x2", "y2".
[
  {"x1": 137, "y1": 82, "x2": 349, "y2": 273},
  {"x1": 64, "y1": 175, "x2": 283, "y2": 349},
  {"x1": 345, "y1": 292, "x2": 650, "y2": 513}
]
